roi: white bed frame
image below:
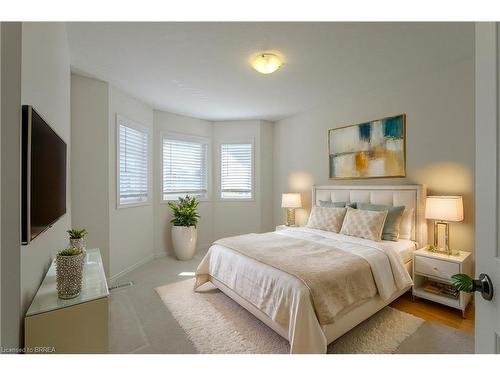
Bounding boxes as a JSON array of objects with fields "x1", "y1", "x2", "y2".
[{"x1": 210, "y1": 184, "x2": 427, "y2": 351}]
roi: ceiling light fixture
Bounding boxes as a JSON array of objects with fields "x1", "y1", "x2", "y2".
[{"x1": 251, "y1": 53, "x2": 282, "y2": 74}]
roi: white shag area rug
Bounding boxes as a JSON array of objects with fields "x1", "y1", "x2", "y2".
[{"x1": 155, "y1": 278, "x2": 424, "y2": 354}]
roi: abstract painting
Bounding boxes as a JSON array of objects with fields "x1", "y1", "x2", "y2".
[{"x1": 328, "y1": 114, "x2": 406, "y2": 179}]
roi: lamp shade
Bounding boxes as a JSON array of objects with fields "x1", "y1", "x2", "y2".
[
  {"x1": 425, "y1": 196, "x2": 464, "y2": 222},
  {"x1": 281, "y1": 193, "x2": 302, "y2": 208}
]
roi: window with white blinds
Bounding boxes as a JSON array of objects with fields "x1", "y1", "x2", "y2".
[
  {"x1": 118, "y1": 117, "x2": 150, "y2": 207},
  {"x1": 162, "y1": 135, "x2": 209, "y2": 201},
  {"x1": 220, "y1": 143, "x2": 253, "y2": 199}
]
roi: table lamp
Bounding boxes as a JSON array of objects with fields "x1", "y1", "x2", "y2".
[
  {"x1": 425, "y1": 196, "x2": 464, "y2": 255},
  {"x1": 281, "y1": 193, "x2": 302, "y2": 226}
]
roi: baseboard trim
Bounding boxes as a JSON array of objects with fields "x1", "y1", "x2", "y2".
[
  {"x1": 107, "y1": 253, "x2": 155, "y2": 285},
  {"x1": 154, "y1": 243, "x2": 211, "y2": 260}
]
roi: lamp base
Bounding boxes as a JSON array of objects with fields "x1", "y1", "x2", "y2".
[
  {"x1": 432, "y1": 221, "x2": 459, "y2": 256},
  {"x1": 427, "y1": 246, "x2": 460, "y2": 257},
  {"x1": 286, "y1": 208, "x2": 296, "y2": 226}
]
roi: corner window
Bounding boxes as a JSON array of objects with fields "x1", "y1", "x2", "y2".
[
  {"x1": 117, "y1": 116, "x2": 150, "y2": 207},
  {"x1": 220, "y1": 143, "x2": 253, "y2": 199},
  {"x1": 162, "y1": 134, "x2": 209, "y2": 201}
]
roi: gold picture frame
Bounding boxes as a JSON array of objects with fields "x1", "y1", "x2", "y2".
[{"x1": 328, "y1": 114, "x2": 406, "y2": 179}]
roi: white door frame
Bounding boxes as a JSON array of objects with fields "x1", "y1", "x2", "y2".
[{"x1": 475, "y1": 21, "x2": 500, "y2": 354}]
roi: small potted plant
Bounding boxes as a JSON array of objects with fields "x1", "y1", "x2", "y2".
[
  {"x1": 168, "y1": 195, "x2": 200, "y2": 260},
  {"x1": 56, "y1": 247, "x2": 85, "y2": 299},
  {"x1": 67, "y1": 229, "x2": 88, "y2": 253},
  {"x1": 451, "y1": 273, "x2": 494, "y2": 301}
]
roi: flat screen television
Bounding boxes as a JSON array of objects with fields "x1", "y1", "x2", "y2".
[{"x1": 21, "y1": 105, "x2": 67, "y2": 245}]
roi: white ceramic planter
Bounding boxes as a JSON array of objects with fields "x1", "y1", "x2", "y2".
[{"x1": 172, "y1": 226, "x2": 197, "y2": 260}]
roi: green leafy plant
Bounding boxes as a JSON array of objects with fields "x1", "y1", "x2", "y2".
[
  {"x1": 451, "y1": 273, "x2": 474, "y2": 293},
  {"x1": 167, "y1": 195, "x2": 200, "y2": 227},
  {"x1": 58, "y1": 247, "x2": 83, "y2": 257},
  {"x1": 67, "y1": 229, "x2": 88, "y2": 239}
]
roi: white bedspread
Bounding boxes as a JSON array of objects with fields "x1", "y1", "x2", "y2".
[{"x1": 194, "y1": 227, "x2": 413, "y2": 354}]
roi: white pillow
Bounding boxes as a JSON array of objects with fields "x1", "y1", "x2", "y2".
[
  {"x1": 399, "y1": 208, "x2": 414, "y2": 240},
  {"x1": 306, "y1": 206, "x2": 347, "y2": 233},
  {"x1": 340, "y1": 207, "x2": 388, "y2": 241}
]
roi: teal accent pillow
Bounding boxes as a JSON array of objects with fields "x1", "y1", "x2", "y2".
[
  {"x1": 319, "y1": 201, "x2": 346, "y2": 208},
  {"x1": 356, "y1": 203, "x2": 405, "y2": 241},
  {"x1": 319, "y1": 201, "x2": 357, "y2": 208}
]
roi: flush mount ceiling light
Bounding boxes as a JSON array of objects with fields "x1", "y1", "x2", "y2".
[{"x1": 251, "y1": 53, "x2": 282, "y2": 74}]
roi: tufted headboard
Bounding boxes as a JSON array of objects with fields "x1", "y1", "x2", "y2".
[{"x1": 312, "y1": 184, "x2": 427, "y2": 246}]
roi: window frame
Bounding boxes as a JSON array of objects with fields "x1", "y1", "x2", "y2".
[
  {"x1": 218, "y1": 139, "x2": 255, "y2": 202},
  {"x1": 116, "y1": 114, "x2": 152, "y2": 209},
  {"x1": 160, "y1": 131, "x2": 211, "y2": 203}
]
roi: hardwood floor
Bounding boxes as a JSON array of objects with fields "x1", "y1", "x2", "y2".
[{"x1": 390, "y1": 292, "x2": 475, "y2": 335}]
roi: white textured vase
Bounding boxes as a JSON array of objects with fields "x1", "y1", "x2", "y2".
[
  {"x1": 172, "y1": 226, "x2": 197, "y2": 261},
  {"x1": 70, "y1": 238, "x2": 86, "y2": 252}
]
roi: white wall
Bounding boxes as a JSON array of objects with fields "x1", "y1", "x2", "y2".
[
  {"x1": 71, "y1": 75, "x2": 157, "y2": 280},
  {"x1": 260, "y1": 121, "x2": 274, "y2": 232},
  {"x1": 108, "y1": 86, "x2": 155, "y2": 279},
  {"x1": 211, "y1": 120, "x2": 274, "y2": 240},
  {"x1": 0, "y1": 22, "x2": 2, "y2": 343},
  {"x1": 71, "y1": 74, "x2": 110, "y2": 273},
  {"x1": 20, "y1": 23, "x2": 71, "y2": 315},
  {"x1": 273, "y1": 58, "x2": 475, "y2": 253},
  {"x1": 153, "y1": 110, "x2": 213, "y2": 256},
  {"x1": 0, "y1": 22, "x2": 22, "y2": 349}
]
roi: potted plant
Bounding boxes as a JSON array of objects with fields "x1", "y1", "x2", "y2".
[
  {"x1": 67, "y1": 229, "x2": 88, "y2": 253},
  {"x1": 168, "y1": 195, "x2": 200, "y2": 260},
  {"x1": 451, "y1": 273, "x2": 494, "y2": 301},
  {"x1": 56, "y1": 247, "x2": 85, "y2": 299}
]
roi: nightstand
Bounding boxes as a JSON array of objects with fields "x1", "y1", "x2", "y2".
[{"x1": 412, "y1": 247, "x2": 472, "y2": 318}]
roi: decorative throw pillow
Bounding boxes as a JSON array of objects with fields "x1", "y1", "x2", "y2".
[
  {"x1": 306, "y1": 206, "x2": 347, "y2": 233},
  {"x1": 356, "y1": 203, "x2": 405, "y2": 241},
  {"x1": 340, "y1": 207, "x2": 388, "y2": 241},
  {"x1": 319, "y1": 201, "x2": 357, "y2": 209},
  {"x1": 319, "y1": 200, "x2": 347, "y2": 208},
  {"x1": 399, "y1": 208, "x2": 414, "y2": 240}
]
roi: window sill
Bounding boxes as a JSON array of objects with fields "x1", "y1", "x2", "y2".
[
  {"x1": 117, "y1": 201, "x2": 151, "y2": 209},
  {"x1": 161, "y1": 198, "x2": 211, "y2": 204},
  {"x1": 218, "y1": 198, "x2": 255, "y2": 202}
]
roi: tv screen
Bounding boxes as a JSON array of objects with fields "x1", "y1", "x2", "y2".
[{"x1": 21, "y1": 105, "x2": 67, "y2": 245}]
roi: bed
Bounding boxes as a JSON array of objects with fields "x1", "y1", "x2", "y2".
[{"x1": 195, "y1": 185, "x2": 427, "y2": 354}]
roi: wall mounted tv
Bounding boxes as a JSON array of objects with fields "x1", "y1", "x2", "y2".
[{"x1": 21, "y1": 105, "x2": 67, "y2": 245}]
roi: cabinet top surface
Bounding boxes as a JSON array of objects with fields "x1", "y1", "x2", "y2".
[
  {"x1": 26, "y1": 249, "x2": 109, "y2": 317},
  {"x1": 414, "y1": 247, "x2": 471, "y2": 263}
]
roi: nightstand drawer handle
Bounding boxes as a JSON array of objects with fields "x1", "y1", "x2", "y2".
[{"x1": 433, "y1": 266, "x2": 439, "y2": 271}]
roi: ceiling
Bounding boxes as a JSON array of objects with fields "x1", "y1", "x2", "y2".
[{"x1": 67, "y1": 22, "x2": 474, "y2": 121}]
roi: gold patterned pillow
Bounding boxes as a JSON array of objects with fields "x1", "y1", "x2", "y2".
[
  {"x1": 306, "y1": 206, "x2": 347, "y2": 233},
  {"x1": 340, "y1": 207, "x2": 388, "y2": 241}
]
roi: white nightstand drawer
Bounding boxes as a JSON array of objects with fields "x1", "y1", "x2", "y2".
[{"x1": 414, "y1": 256, "x2": 460, "y2": 280}]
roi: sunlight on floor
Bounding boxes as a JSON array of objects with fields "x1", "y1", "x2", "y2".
[{"x1": 178, "y1": 272, "x2": 196, "y2": 277}]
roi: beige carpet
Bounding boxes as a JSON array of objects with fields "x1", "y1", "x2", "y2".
[{"x1": 155, "y1": 278, "x2": 424, "y2": 354}]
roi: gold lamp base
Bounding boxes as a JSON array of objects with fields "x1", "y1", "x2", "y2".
[
  {"x1": 430, "y1": 221, "x2": 459, "y2": 256},
  {"x1": 286, "y1": 208, "x2": 296, "y2": 226}
]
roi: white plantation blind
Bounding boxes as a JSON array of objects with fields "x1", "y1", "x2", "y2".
[
  {"x1": 118, "y1": 120, "x2": 150, "y2": 206},
  {"x1": 162, "y1": 136, "x2": 208, "y2": 201},
  {"x1": 220, "y1": 143, "x2": 253, "y2": 199}
]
